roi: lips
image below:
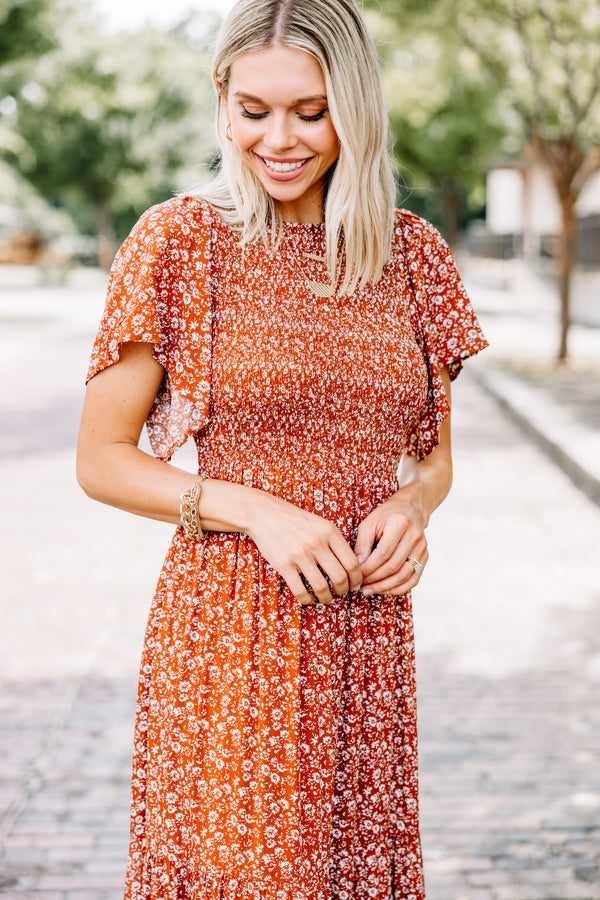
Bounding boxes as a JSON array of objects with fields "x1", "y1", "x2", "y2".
[
  {"x1": 256, "y1": 154, "x2": 311, "y2": 181},
  {"x1": 263, "y1": 158, "x2": 306, "y2": 173}
]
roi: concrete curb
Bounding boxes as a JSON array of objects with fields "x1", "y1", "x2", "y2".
[{"x1": 471, "y1": 363, "x2": 600, "y2": 509}]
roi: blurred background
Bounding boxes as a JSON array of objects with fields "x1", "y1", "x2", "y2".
[
  {"x1": 1, "y1": 0, "x2": 600, "y2": 359},
  {"x1": 1, "y1": 1, "x2": 599, "y2": 898}
]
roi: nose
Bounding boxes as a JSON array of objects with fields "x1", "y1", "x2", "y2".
[{"x1": 263, "y1": 113, "x2": 297, "y2": 152}]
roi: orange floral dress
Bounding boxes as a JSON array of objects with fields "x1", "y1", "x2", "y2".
[{"x1": 87, "y1": 196, "x2": 487, "y2": 900}]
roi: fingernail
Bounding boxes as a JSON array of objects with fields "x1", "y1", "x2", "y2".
[
  {"x1": 357, "y1": 554, "x2": 366, "y2": 564},
  {"x1": 363, "y1": 588, "x2": 373, "y2": 596}
]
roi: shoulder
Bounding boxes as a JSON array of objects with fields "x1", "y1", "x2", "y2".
[
  {"x1": 131, "y1": 195, "x2": 217, "y2": 244},
  {"x1": 392, "y1": 209, "x2": 449, "y2": 256},
  {"x1": 114, "y1": 196, "x2": 220, "y2": 277},
  {"x1": 391, "y1": 209, "x2": 461, "y2": 287}
]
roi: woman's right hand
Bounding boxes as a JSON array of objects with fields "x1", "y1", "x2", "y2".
[
  {"x1": 78, "y1": 342, "x2": 361, "y2": 605},
  {"x1": 244, "y1": 491, "x2": 363, "y2": 606}
]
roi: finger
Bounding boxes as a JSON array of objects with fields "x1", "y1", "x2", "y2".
[
  {"x1": 362, "y1": 515, "x2": 424, "y2": 574},
  {"x1": 364, "y1": 548, "x2": 428, "y2": 596},
  {"x1": 362, "y1": 545, "x2": 411, "y2": 586},
  {"x1": 285, "y1": 570, "x2": 316, "y2": 606},
  {"x1": 302, "y1": 562, "x2": 334, "y2": 605},
  {"x1": 353, "y1": 518, "x2": 378, "y2": 568},
  {"x1": 317, "y1": 557, "x2": 350, "y2": 597},
  {"x1": 364, "y1": 570, "x2": 419, "y2": 596},
  {"x1": 359, "y1": 525, "x2": 410, "y2": 578},
  {"x1": 329, "y1": 534, "x2": 363, "y2": 591},
  {"x1": 363, "y1": 539, "x2": 428, "y2": 586}
]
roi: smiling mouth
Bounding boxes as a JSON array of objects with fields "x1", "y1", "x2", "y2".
[{"x1": 261, "y1": 157, "x2": 309, "y2": 173}]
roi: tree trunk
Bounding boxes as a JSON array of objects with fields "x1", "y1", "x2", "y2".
[
  {"x1": 556, "y1": 194, "x2": 576, "y2": 364},
  {"x1": 529, "y1": 135, "x2": 588, "y2": 366},
  {"x1": 96, "y1": 200, "x2": 116, "y2": 271}
]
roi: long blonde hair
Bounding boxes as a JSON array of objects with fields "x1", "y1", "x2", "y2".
[{"x1": 199, "y1": 0, "x2": 396, "y2": 294}]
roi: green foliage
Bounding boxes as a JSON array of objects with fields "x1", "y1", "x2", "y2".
[
  {"x1": 366, "y1": 0, "x2": 600, "y2": 359},
  {"x1": 0, "y1": 0, "x2": 55, "y2": 66},
  {"x1": 367, "y1": 0, "x2": 600, "y2": 141},
  {"x1": 444, "y1": 0, "x2": 600, "y2": 145},
  {"x1": 364, "y1": 0, "x2": 600, "y2": 242},
  {"x1": 364, "y1": 0, "x2": 509, "y2": 239},
  {"x1": 1, "y1": 0, "x2": 217, "y2": 256},
  {"x1": 389, "y1": 59, "x2": 507, "y2": 230}
]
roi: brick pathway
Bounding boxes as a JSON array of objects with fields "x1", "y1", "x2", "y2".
[
  {"x1": 1, "y1": 678, "x2": 135, "y2": 899},
  {"x1": 1, "y1": 267, "x2": 599, "y2": 899},
  {"x1": 413, "y1": 372, "x2": 600, "y2": 900}
]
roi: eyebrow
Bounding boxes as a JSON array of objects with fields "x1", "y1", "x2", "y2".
[{"x1": 233, "y1": 92, "x2": 328, "y2": 104}]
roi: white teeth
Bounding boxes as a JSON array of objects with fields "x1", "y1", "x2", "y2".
[{"x1": 263, "y1": 158, "x2": 305, "y2": 173}]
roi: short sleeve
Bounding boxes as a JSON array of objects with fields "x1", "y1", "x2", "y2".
[
  {"x1": 396, "y1": 211, "x2": 488, "y2": 458},
  {"x1": 86, "y1": 196, "x2": 215, "y2": 461}
]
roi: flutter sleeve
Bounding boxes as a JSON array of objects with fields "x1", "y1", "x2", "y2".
[
  {"x1": 397, "y1": 211, "x2": 488, "y2": 459},
  {"x1": 86, "y1": 196, "x2": 214, "y2": 461}
]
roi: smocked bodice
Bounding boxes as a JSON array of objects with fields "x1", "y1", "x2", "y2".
[
  {"x1": 197, "y1": 222, "x2": 429, "y2": 484},
  {"x1": 87, "y1": 195, "x2": 487, "y2": 468}
]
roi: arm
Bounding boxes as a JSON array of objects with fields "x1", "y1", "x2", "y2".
[
  {"x1": 354, "y1": 366, "x2": 453, "y2": 596},
  {"x1": 77, "y1": 341, "x2": 362, "y2": 605}
]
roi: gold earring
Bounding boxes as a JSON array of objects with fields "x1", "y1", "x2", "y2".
[{"x1": 226, "y1": 123, "x2": 233, "y2": 142}]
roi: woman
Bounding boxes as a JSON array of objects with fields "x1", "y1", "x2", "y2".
[{"x1": 77, "y1": 0, "x2": 487, "y2": 897}]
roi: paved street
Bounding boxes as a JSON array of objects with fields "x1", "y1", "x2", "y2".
[{"x1": 1, "y1": 262, "x2": 599, "y2": 899}]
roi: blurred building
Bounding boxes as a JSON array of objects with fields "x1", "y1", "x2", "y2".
[
  {"x1": 486, "y1": 162, "x2": 600, "y2": 267},
  {"x1": 466, "y1": 157, "x2": 600, "y2": 327}
]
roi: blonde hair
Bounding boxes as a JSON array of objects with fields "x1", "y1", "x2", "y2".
[{"x1": 199, "y1": 0, "x2": 396, "y2": 294}]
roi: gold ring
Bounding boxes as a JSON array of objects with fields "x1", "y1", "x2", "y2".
[{"x1": 407, "y1": 555, "x2": 424, "y2": 576}]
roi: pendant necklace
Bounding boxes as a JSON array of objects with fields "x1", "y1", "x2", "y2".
[{"x1": 286, "y1": 242, "x2": 337, "y2": 299}]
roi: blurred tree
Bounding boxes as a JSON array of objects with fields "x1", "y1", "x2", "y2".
[
  {"x1": 0, "y1": 0, "x2": 55, "y2": 67},
  {"x1": 368, "y1": 0, "x2": 600, "y2": 362},
  {"x1": 453, "y1": 0, "x2": 600, "y2": 362},
  {"x1": 0, "y1": 0, "x2": 56, "y2": 174},
  {"x1": 5, "y1": 2, "x2": 216, "y2": 267},
  {"x1": 364, "y1": 3, "x2": 508, "y2": 244}
]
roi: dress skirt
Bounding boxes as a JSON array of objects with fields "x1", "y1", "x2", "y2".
[{"x1": 126, "y1": 464, "x2": 424, "y2": 900}]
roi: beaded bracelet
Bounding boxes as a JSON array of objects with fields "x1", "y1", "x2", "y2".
[{"x1": 179, "y1": 476, "x2": 209, "y2": 541}]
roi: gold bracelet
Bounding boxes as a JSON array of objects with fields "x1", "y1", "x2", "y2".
[{"x1": 179, "y1": 476, "x2": 209, "y2": 541}]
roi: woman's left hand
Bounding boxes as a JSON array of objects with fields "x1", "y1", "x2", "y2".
[
  {"x1": 354, "y1": 492, "x2": 429, "y2": 596},
  {"x1": 355, "y1": 366, "x2": 454, "y2": 596}
]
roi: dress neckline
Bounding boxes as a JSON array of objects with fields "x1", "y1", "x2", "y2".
[{"x1": 282, "y1": 220, "x2": 325, "y2": 229}]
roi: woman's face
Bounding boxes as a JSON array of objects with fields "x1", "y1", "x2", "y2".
[{"x1": 223, "y1": 45, "x2": 340, "y2": 223}]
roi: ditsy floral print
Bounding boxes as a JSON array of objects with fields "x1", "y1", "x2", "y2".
[{"x1": 87, "y1": 196, "x2": 487, "y2": 900}]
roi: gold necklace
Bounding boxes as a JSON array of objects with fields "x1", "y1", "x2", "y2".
[{"x1": 286, "y1": 243, "x2": 337, "y2": 299}]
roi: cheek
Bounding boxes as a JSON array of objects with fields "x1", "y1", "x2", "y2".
[
  {"x1": 232, "y1": 121, "x2": 262, "y2": 153},
  {"x1": 316, "y1": 123, "x2": 340, "y2": 158},
  {"x1": 321, "y1": 135, "x2": 340, "y2": 165}
]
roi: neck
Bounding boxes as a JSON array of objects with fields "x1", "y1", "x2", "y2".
[{"x1": 276, "y1": 191, "x2": 325, "y2": 225}]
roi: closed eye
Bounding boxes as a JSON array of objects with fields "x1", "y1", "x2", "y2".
[
  {"x1": 240, "y1": 106, "x2": 328, "y2": 122},
  {"x1": 298, "y1": 109, "x2": 327, "y2": 122},
  {"x1": 241, "y1": 107, "x2": 268, "y2": 120}
]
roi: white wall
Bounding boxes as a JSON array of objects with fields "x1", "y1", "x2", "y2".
[
  {"x1": 576, "y1": 169, "x2": 600, "y2": 216},
  {"x1": 487, "y1": 163, "x2": 600, "y2": 235},
  {"x1": 487, "y1": 169, "x2": 523, "y2": 234},
  {"x1": 525, "y1": 166, "x2": 562, "y2": 234}
]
